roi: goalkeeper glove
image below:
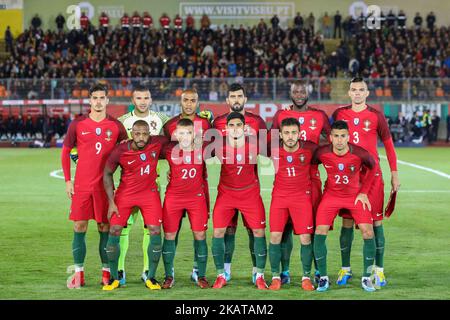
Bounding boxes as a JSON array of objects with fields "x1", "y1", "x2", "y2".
[
  {"x1": 70, "y1": 148, "x2": 78, "y2": 164},
  {"x1": 198, "y1": 109, "x2": 214, "y2": 123}
]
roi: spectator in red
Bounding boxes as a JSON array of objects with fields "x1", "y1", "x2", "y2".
[
  {"x1": 160, "y1": 13, "x2": 171, "y2": 29},
  {"x1": 200, "y1": 14, "x2": 211, "y2": 29},
  {"x1": 121, "y1": 13, "x2": 130, "y2": 31},
  {"x1": 186, "y1": 14, "x2": 195, "y2": 30},
  {"x1": 99, "y1": 12, "x2": 109, "y2": 31},
  {"x1": 174, "y1": 14, "x2": 183, "y2": 30},
  {"x1": 142, "y1": 12, "x2": 153, "y2": 29},
  {"x1": 80, "y1": 12, "x2": 89, "y2": 30},
  {"x1": 131, "y1": 11, "x2": 141, "y2": 32}
]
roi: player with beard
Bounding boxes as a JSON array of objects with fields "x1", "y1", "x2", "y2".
[{"x1": 270, "y1": 80, "x2": 331, "y2": 285}]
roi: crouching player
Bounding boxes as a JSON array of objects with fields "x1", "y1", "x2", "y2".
[
  {"x1": 160, "y1": 118, "x2": 210, "y2": 289},
  {"x1": 102, "y1": 120, "x2": 168, "y2": 291},
  {"x1": 268, "y1": 118, "x2": 318, "y2": 291},
  {"x1": 312, "y1": 120, "x2": 377, "y2": 292}
]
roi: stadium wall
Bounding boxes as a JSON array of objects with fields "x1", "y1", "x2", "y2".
[{"x1": 22, "y1": 0, "x2": 450, "y2": 32}]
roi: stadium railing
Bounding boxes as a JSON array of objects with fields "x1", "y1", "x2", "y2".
[{"x1": 0, "y1": 78, "x2": 449, "y2": 103}]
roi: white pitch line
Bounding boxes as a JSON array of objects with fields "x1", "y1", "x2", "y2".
[{"x1": 379, "y1": 155, "x2": 450, "y2": 180}]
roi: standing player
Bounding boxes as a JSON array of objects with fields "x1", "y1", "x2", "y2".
[
  {"x1": 312, "y1": 120, "x2": 377, "y2": 292},
  {"x1": 211, "y1": 112, "x2": 268, "y2": 290},
  {"x1": 271, "y1": 80, "x2": 331, "y2": 284},
  {"x1": 332, "y1": 77, "x2": 400, "y2": 287},
  {"x1": 163, "y1": 89, "x2": 212, "y2": 284},
  {"x1": 62, "y1": 84, "x2": 128, "y2": 289},
  {"x1": 102, "y1": 120, "x2": 168, "y2": 291},
  {"x1": 268, "y1": 118, "x2": 317, "y2": 291},
  {"x1": 116, "y1": 85, "x2": 170, "y2": 284},
  {"x1": 160, "y1": 119, "x2": 210, "y2": 289},
  {"x1": 212, "y1": 83, "x2": 268, "y2": 283}
]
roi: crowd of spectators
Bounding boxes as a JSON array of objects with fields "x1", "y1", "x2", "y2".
[{"x1": 0, "y1": 113, "x2": 70, "y2": 143}]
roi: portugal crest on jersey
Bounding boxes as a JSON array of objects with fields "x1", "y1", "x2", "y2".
[
  {"x1": 287, "y1": 155, "x2": 293, "y2": 163},
  {"x1": 105, "y1": 129, "x2": 112, "y2": 141},
  {"x1": 309, "y1": 118, "x2": 317, "y2": 130},
  {"x1": 96, "y1": 128, "x2": 102, "y2": 136},
  {"x1": 363, "y1": 119, "x2": 371, "y2": 132},
  {"x1": 140, "y1": 153, "x2": 147, "y2": 161},
  {"x1": 299, "y1": 117, "x2": 305, "y2": 125},
  {"x1": 338, "y1": 163, "x2": 345, "y2": 171},
  {"x1": 354, "y1": 118, "x2": 360, "y2": 126}
]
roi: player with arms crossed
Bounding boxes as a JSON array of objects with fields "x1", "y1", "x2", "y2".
[
  {"x1": 62, "y1": 84, "x2": 128, "y2": 289},
  {"x1": 332, "y1": 77, "x2": 400, "y2": 287},
  {"x1": 268, "y1": 117, "x2": 318, "y2": 291},
  {"x1": 163, "y1": 89, "x2": 213, "y2": 284},
  {"x1": 160, "y1": 118, "x2": 210, "y2": 289},
  {"x1": 102, "y1": 120, "x2": 168, "y2": 291},
  {"x1": 312, "y1": 120, "x2": 377, "y2": 292},
  {"x1": 211, "y1": 112, "x2": 268, "y2": 290},
  {"x1": 271, "y1": 80, "x2": 331, "y2": 284},
  {"x1": 212, "y1": 83, "x2": 268, "y2": 284},
  {"x1": 116, "y1": 85, "x2": 170, "y2": 284}
]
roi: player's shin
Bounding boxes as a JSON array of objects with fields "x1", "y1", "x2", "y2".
[
  {"x1": 247, "y1": 230, "x2": 257, "y2": 268},
  {"x1": 363, "y1": 238, "x2": 376, "y2": 277},
  {"x1": 142, "y1": 227, "x2": 150, "y2": 273},
  {"x1": 212, "y1": 237, "x2": 225, "y2": 274},
  {"x1": 269, "y1": 242, "x2": 281, "y2": 278},
  {"x1": 147, "y1": 232, "x2": 162, "y2": 279},
  {"x1": 99, "y1": 231, "x2": 109, "y2": 269},
  {"x1": 106, "y1": 235, "x2": 120, "y2": 280},
  {"x1": 300, "y1": 242, "x2": 313, "y2": 277},
  {"x1": 194, "y1": 239, "x2": 208, "y2": 277},
  {"x1": 373, "y1": 225, "x2": 385, "y2": 269},
  {"x1": 72, "y1": 231, "x2": 87, "y2": 268},
  {"x1": 193, "y1": 239, "x2": 199, "y2": 270},
  {"x1": 254, "y1": 235, "x2": 267, "y2": 276},
  {"x1": 340, "y1": 227, "x2": 354, "y2": 268},
  {"x1": 280, "y1": 224, "x2": 293, "y2": 273},
  {"x1": 118, "y1": 226, "x2": 130, "y2": 271},
  {"x1": 224, "y1": 233, "x2": 236, "y2": 265},
  {"x1": 162, "y1": 239, "x2": 176, "y2": 277},
  {"x1": 313, "y1": 234, "x2": 328, "y2": 277}
]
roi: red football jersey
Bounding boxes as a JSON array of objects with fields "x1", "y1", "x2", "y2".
[
  {"x1": 272, "y1": 106, "x2": 331, "y2": 145},
  {"x1": 163, "y1": 114, "x2": 212, "y2": 141},
  {"x1": 63, "y1": 115, "x2": 128, "y2": 192},
  {"x1": 121, "y1": 16, "x2": 130, "y2": 26},
  {"x1": 160, "y1": 16, "x2": 170, "y2": 27},
  {"x1": 312, "y1": 144, "x2": 376, "y2": 197},
  {"x1": 332, "y1": 106, "x2": 392, "y2": 163},
  {"x1": 143, "y1": 15, "x2": 153, "y2": 27},
  {"x1": 213, "y1": 111, "x2": 267, "y2": 137},
  {"x1": 174, "y1": 17, "x2": 183, "y2": 27},
  {"x1": 162, "y1": 142, "x2": 206, "y2": 195},
  {"x1": 217, "y1": 137, "x2": 260, "y2": 190},
  {"x1": 99, "y1": 16, "x2": 109, "y2": 27},
  {"x1": 272, "y1": 141, "x2": 318, "y2": 196},
  {"x1": 106, "y1": 136, "x2": 168, "y2": 198},
  {"x1": 131, "y1": 15, "x2": 141, "y2": 26}
]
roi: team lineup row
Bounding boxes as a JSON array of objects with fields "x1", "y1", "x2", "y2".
[{"x1": 61, "y1": 79, "x2": 400, "y2": 293}]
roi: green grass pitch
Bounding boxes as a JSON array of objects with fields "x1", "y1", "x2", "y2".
[{"x1": 0, "y1": 147, "x2": 449, "y2": 300}]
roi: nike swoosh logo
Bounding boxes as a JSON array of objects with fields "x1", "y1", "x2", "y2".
[
  {"x1": 257, "y1": 254, "x2": 266, "y2": 257},
  {"x1": 81, "y1": 132, "x2": 90, "y2": 135},
  {"x1": 273, "y1": 157, "x2": 280, "y2": 159},
  {"x1": 340, "y1": 247, "x2": 348, "y2": 251},
  {"x1": 261, "y1": 221, "x2": 265, "y2": 224},
  {"x1": 222, "y1": 157, "x2": 229, "y2": 160},
  {"x1": 128, "y1": 160, "x2": 136, "y2": 164},
  {"x1": 307, "y1": 226, "x2": 314, "y2": 230},
  {"x1": 366, "y1": 257, "x2": 374, "y2": 260},
  {"x1": 158, "y1": 219, "x2": 162, "y2": 223},
  {"x1": 324, "y1": 165, "x2": 332, "y2": 168},
  {"x1": 316, "y1": 256, "x2": 325, "y2": 261},
  {"x1": 197, "y1": 255, "x2": 208, "y2": 258},
  {"x1": 152, "y1": 250, "x2": 162, "y2": 253},
  {"x1": 376, "y1": 213, "x2": 383, "y2": 216},
  {"x1": 162, "y1": 252, "x2": 173, "y2": 255}
]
